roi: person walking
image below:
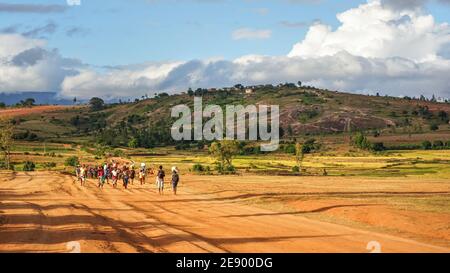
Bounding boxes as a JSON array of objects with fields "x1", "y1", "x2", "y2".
[
  {"x1": 79, "y1": 165, "x2": 86, "y2": 186},
  {"x1": 112, "y1": 167, "x2": 118, "y2": 188},
  {"x1": 130, "y1": 168, "x2": 135, "y2": 185},
  {"x1": 123, "y1": 169, "x2": 130, "y2": 189},
  {"x1": 156, "y1": 166, "x2": 165, "y2": 195},
  {"x1": 97, "y1": 166, "x2": 105, "y2": 188},
  {"x1": 171, "y1": 166, "x2": 180, "y2": 195}
]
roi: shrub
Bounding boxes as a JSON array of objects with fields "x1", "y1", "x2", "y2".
[
  {"x1": 371, "y1": 142, "x2": 386, "y2": 152},
  {"x1": 65, "y1": 156, "x2": 79, "y2": 167},
  {"x1": 292, "y1": 166, "x2": 300, "y2": 173},
  {"x1": 430, "y1": 124, "x2": 439, "y2": 131},
  {"x1": 284, "y1": 144, "x2": 296, "y2": 154},
  {"x1": 421, "y1": 141, "x2": 432, "y2": 150},
  {"x1": 23, "y1": 161, "x2": 36, "y2": 171},
  {"x1": 214, "y1": 162, "x2": 236, "y2": 174},
  {"x1": 433, "y1": 140, "x2": 444, "y2": 149},
  {"x1": 192, "y1": 163, "x2": 205, "y2": 173},
  {"x1": 113, "y1": 149, "x2": 124, "y2": 157},
  {"x1": 43, "y1": 162, "x2": 57, "y2": 169}
]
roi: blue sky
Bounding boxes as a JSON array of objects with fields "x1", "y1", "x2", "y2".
[
  {"x1": 0, "y1": 0, "x2": 422, "y2": 65},
  {"x1": 0, "y1": 0, "x2": 449, "y2": 99}
]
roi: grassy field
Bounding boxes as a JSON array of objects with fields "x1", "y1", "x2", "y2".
[{"x1": 8, "y1": 140, "x2": 450, "y2": 179}]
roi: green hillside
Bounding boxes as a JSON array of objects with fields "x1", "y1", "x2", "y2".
[{"x1": 6, "y1": 85, "x2": 450, "y2": 149}]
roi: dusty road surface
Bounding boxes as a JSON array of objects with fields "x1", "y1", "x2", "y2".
[{"x1": 0, "y1": 171, "x2": 448, "y2": 253}]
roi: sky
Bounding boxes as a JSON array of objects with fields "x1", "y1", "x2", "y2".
[{"x1": 0, "y1": 0, "x2": 449, "y2": 100}]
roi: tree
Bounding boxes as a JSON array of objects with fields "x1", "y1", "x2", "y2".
[
  {"x1": 438, "y1": 111, "x2": 449, "y2": 122},
  {"x1": 209, "y1": 140, "x2": 239, "y2": 172},
  {"x1": 0, "y1": 102, "x2": 5, "y2": 108},
  {"x1": 0, "y1": 117, "x2": 14, "y2": 170},
  {"x1": 421, "y1": 140, "x2": 432, "y2": 150},
  {"x1": 353, "y1": 132, "x2": 371, "y2": 150},
  {"x1": 128, "y1": 138, "x2": 138, "y2": 148},
  {"x1": 65, "y1": 156, "x2": 80, "y2": 167},
  {"x1": 287, "y1": 125, "x2": 294, "y2": 136},
  {"x1": 187, "y1": 88, "x2": 194, "y2": 96},
  {"x1": 431, "y1": 94, "x2": 437, "y2": 102},
  {"x1": 21, "y1": 98, "x2": 35, "y2": 107},
  {"x1": 295, "y1": 143, "x2": 304, "y2": 173},
  {"x1": 73, "y1": 97, "x2": 77, "y2": 104},
  {"x1": 89, "y1": 97, "x2": 105, "y2": 111},
  {"x1": 433, "y1": 140, "x2": 444, "y2": 149},
  {"x1": 430, "y1": 124, "x2": 439, "y2": 131},
  {"x1": 371, "y1": 142, "x2": 385, "y2": 152},
  {"x1": 297, "y1": 81, "x2": 302, "y2": 87}
]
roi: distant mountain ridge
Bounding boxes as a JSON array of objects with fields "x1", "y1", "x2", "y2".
[{"x1": 0, "y1": 92, "x2": 75, "y2": 106}]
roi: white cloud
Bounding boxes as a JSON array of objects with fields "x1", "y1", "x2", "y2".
[
  {"x1": 0, "y1": 34, "x2": 81, "y2": 93},
  {"x1": 0, "y1": 34, "x2": 46, "y2": 59},
  {"x1": 1, "y1": 0, "x2": 449, "y2": 100},
  {"x1": 288, "y1": 0, "x2": 450, "y2": 62},
  {"x1": 232, "y1": 28, "x2": 272, "y2": 40},
  {"x1": 60, "y1": 62, "x2": 183, "y2": 100}
]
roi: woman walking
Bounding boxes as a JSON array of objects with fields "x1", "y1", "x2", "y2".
[
  {"x1": 97, "y1": 166, "x2": 105, "y2": 189},
  {"x1": 112, "y1": 167, "x2": 118, "y2": 188},
  {"x1": 171, "y1": 166, "x2": 180, "y2": 195}
]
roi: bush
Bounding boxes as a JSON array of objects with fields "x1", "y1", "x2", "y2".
[
  {"x1": 371, "y1": 142, "x2": 386, "y2": 152},
  {"x1": 292, "y1": 166, "x2": 300, "y2": 173},
  {"x1": 214, "y1": 162, "x2": 236, "y2": 174},
  {"x1": 283, "y1": 144, "x2": 296, "y2": 154},
  {"x1": 65, "y1": 156, "x2": 79, "y2": 167},
  {"x1": 43, "y1": 162, "x2": 57, "y2": 169},
  {"x1": 192, "y1": 163, "x2": 205, "y2": 173},
  {"x1": 113, "y1": 149, "x2": 124, "y2": 157},
  {"x1": 421, "y1": 141, "x2": 432, "y2": 150},
  {"x1": 23, "y1": 161, "x2": 36, "y2": 171},
  {"x1": 433, "y1": 140, "x2": 444, "y2": 149},
  {"x1": 430, "y1": 124, "x2": 439, "y2": 131}
]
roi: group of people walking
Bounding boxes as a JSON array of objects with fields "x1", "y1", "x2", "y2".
[{"x1": 75, "y1": 161, "x2": 180, "y2": 195}]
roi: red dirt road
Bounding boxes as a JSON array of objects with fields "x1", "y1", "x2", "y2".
[{"x1": 0, "y1": 172, "x2": 448, "y2": 253}]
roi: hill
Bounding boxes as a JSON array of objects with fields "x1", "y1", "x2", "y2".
[{"x1": 3, "y1": 85, "x2": 450, "y2": 148}]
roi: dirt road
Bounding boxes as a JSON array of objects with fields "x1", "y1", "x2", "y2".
[{"x1": 0, "y1": 172, "x2": 448, "y2": 253}]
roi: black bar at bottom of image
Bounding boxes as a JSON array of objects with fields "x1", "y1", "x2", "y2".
[{"x1": 1, "y1": 253, "x2": 448, "y2": 272}]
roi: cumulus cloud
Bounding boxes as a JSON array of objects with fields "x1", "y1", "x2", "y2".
[
  {"x1": 1, "y1": 0, "x2": 449, "y2": 100},
  {"x1": 382, "y1": 0, "x2": 450, "y2": 10},
  {"x1": 0, "y1": 34, "x2": 81, "y2": 93},
  {"x1": 288, "y1": 0, "x2": 450, "y2": 62},
  {"x1": 59, "y1": 52, "x2": 450, "y2": 99}
]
